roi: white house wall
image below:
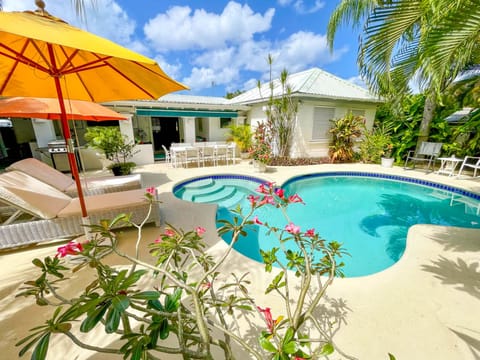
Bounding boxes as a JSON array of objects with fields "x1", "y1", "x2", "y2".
[{"x1": 248, "y1": 99, "x2": 377, "y2": 158}]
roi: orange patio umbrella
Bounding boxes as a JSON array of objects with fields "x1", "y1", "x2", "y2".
[
  {"x1": 0, "y1": 9, "x2": 188, "y2": 223},
  {"x1": 0, "y1": 97, "x2": 127, "y2": 121}
]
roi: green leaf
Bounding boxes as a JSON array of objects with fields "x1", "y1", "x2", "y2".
[
  {"x1": 259, "y1": 336, "x2": 277, "y2": 353},
  {"x1": 282, "y1": 327, "x2": 294, "y2": 346},
  {"x1": 80, "y1": 303, "x2": 109, "y2": 332},
  {"x1": 320, "y1": 342, "x2": 334, "y2": 355},
  {"x1": 112, "y1": 294, "x2": 130, "y2": 312},
  {"x1": 31, "y1": 332, "x2": 50, "y2": 360},
  {"x1": 388, "y1": 353, "x2": 397, "y2": 360},
  {"x1": 131, "y1": 291, "x2": 160, "y2": 301},
  {"x1": 32, "y1": 258, "x2": 44, "y2": 268},
  {"x1": 105, "y1": 308, "x2": 121, "y2": 334},
  {"x1": 159, "y1": 318, "x2": 170, "y2": 340},
  {"x1": 282, "y1": 341, "x2": 298, "y2": 354}
]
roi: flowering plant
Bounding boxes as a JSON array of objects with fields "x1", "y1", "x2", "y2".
[
  {"x1": 16, "y1": 184, "x2": 347, "y2": 359},
  {"x1": 249, "y1": 122, "x2": 272, "y2": 164}
]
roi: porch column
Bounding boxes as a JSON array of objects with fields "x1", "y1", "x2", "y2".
[{"x1": 182, "y1": 117, "x2": 196, "y2": 143}]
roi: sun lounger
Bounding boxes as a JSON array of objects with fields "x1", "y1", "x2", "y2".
[
  {"x1": 6, "y1": 158, "x2": 142, "y2": 196},
  {"x1": 457, "y1": 156, "x2": 480, "y2": 178},
  {"x1": 0, "y1": 171, "x2": 160, "y2": 249},
  {"x1": 403, "y1": 142, "x2": 443, "y2": 172}
]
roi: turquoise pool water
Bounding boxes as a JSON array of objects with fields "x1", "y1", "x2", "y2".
[{"x1": 173, "y1": 173, "x2": 480, "y2": 277}]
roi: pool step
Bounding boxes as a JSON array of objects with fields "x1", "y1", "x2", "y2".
[
  {"x1": 194, "y1": 186, "x2": 236, "y2": 203},
  {"x1": 183, "y1": 181, "x2": 225, "y2": 201},
  {"x1": 220, "y1": 191, "x2": 246, "y2": 209},
  {"x1": 183, "y1": 178, "x2": 215, "y2": 190}
]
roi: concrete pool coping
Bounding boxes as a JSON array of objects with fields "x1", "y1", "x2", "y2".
[{"x1": 0, "y1": 161, "x2": 479, "y2": 359}]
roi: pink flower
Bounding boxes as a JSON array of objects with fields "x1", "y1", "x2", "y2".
[
  {"x1": 256, "y1": 183, "x2": 269, "y2": 194},
  {"x1": 56, "y1": 241, "x2": 84, "y2": 258},
  {"x1": 304, "y1": 228, "x2": 315, "y2": 238},
  {"x1": 257, "y1": 306, "x2": 275, "y2": 334},
  {"x1": 285, "y1": 222, "x2": 301, "y2": 234},
  {"x1": 195, "y1": 226, "x2": 206, "y2": 236},
  {"x1": 252, "y1": 215, "x2": 263, "y2": 225},
  {"x1": 201, "y1": 281, "x2": 211, "y2": 289},
  {"x1": 146, "y1": 187, "x2": 156, "y2": 196},
  {"x1": 154, "y1": 237, "x2": 162, "y2": 243},
  {"x1": 288, "y1": 194, "x2": 304, "y2": 204},
  {"x1": 164, "y1": 229, "x2": 175, "y2": 237},
  {"x1": 274, "y1": 188, "x2": 285, "y2": 199},
  {"x1": 259, "y1": 195, "x2": 275, "y2": 206},
  {"x1": 247, "y1": 194, "x2": 260, "y2": 207}
]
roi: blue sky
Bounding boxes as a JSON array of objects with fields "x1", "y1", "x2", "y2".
[{"x1": 3, "y1": 0, "x2": 362, "y2": 97}]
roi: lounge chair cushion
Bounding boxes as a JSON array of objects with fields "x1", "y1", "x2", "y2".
[
  {"x1": 58, "y1": 189, "x2": 148, "y2": 218},
  {"x1": 0, "y1": 171, "x2": 71, "y2": 219},
  {"x1": 63, "y1": 174, "x2": 143, "y2": 197},
  {"x1": 7, "y1": 158, "x2": 73, "y2": 191}
]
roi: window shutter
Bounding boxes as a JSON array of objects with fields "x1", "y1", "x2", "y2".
[{"x1": 312, "y1": 107, "x2": 335, "y2": 140}]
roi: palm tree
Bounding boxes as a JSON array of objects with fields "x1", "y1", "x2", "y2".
[{"x1": 327, "y1": 0, "x2": 480, "y2": 149}]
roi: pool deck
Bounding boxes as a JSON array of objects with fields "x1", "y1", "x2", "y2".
[{"x1": 0, "y1": 161, "x2": 479, "y2": 359}]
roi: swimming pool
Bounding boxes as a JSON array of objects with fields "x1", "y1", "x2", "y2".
[{"x1": 173, "y1": 173, "x2": 480, "y2": 277}]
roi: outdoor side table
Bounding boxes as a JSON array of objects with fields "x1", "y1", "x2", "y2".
[{"x1": 436, "y1": 157, "x2": 464, "y2": 176}]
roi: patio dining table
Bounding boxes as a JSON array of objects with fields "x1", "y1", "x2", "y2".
[{"x1": 169, "y1": 142, "x2": 235, "y2": 168}]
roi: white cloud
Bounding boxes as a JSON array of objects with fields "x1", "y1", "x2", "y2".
[
  {"x1": 347, "y1": 76, "x2": 367, "y2": 89},
  {"x1": 293, "y1": 0, "x2": 325, "y2": 14},
  {"x1": 144, "y1": 1, "x2": 275, "y2": 51},
  {"x1": 277, "y1": 0, "x2": 325, "y2": 14},
  {"x1": 3, "y1": 0, "x2": 144, "y2": 56}
]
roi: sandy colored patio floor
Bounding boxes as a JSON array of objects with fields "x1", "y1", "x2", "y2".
[{"x1": 0, "y1": 161, "x2": 479, "y2": 359}]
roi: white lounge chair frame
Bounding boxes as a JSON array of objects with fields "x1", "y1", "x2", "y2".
[
  {"x1": 7, "y1": 158, "x2": 142, "y2": 196},
  {"x1": 457, "y1": 156, "x2": 480, "y2": 178},
  {"x1": 403, "y1": 142, "x2": 443, "y2": 172},
  {"x1": 0, "y1": 171, "x2": 160, "y2": 250}
]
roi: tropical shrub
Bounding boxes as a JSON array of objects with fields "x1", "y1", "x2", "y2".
[
  {"x1": 226, "y1": 124, "x2": 252, "y2": 153},
  {"x1": 328, "y1": 112, "x2": 364, "y2": 163},
  {"x1": 16, "y1": 185, "x2": 346, "y2": 360},
  {"x1": 359, "y1": 122, "x2": 394, "y2": 163}
]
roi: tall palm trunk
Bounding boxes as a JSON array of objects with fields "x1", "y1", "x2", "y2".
[{"x1": 416, "y1": 93, "x2": 436, "y2": 150}]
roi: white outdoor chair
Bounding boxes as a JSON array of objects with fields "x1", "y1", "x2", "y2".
[
  {"x1": 403, "y1": 142, "x2": 443, "y2": 172},
  {"x1": 457, "y1": 156, "x2": 480, "y2": 178},
  {"x1": 161, "y1": 145, "x2": 171, "y2": 165},
  {"x1": 213, "y1": 143, "x2": 229, "y2": 166}
]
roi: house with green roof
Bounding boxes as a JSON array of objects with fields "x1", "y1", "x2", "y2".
[
  {"x1": 1, "y1": 67, "x2": 380, "y2": 167},
  {"x1": 229, "y1": 67, "x2": 381, "y2": 158}
]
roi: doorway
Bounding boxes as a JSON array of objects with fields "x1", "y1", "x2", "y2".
[{"x1": 152, "y1": 117, "x2": 180, "y2": 155}]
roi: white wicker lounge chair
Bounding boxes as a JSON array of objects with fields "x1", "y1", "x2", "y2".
[
  {"x1": 403, "y1": 142, "x2": 443, "y2": 172},
  {"x1": 6, "y1": 158, "x2": 142, "y2": 196},
  {"x1": 0, "y1": 171, "x2": 160, "y2": 249}
]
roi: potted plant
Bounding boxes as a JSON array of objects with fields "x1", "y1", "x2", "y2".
[
  {"x1": 226, "y1": 124, "x2": 252, "y2": 159},
  {"x1": 84, "y1": 126, "x2": 139, "y2": 175},
  {"x1": 359, "y1": 123, "x2": 394, "y2": 167},
  {"x1": 249, "y1": 123, "x2": 272, "y2": 172}
]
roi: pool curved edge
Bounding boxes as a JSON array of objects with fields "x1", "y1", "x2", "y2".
[{"x1": 281, "y1": 171, "x2": 480, "y2": 201}]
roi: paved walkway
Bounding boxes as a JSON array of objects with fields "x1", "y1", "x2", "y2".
[{"x1": 0, "y1": 161, "x2": 479, "y2": 359}]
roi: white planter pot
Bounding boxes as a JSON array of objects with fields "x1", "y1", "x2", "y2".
[
  {"x1": 381, "y1": 157, "x2": 394, "y2": 168},
  {"x1": 253, "y1": 160, "x2": 267, "y2": 173}
]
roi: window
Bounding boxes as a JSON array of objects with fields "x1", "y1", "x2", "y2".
[
  {"x1": 312, "y1": 107, "x2": 335, "y2": 140},
  {"x1": 220, "y1": 118, "x2": 232, "y2": 128}
]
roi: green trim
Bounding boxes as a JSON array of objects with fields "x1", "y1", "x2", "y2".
[{"x1": 136, "y1": 109, "x2": 238, "y2": 118}]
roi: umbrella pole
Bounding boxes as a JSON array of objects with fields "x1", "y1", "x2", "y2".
[{"x1": 48, "y1": 45, "x2": 91, "y2": 238}]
